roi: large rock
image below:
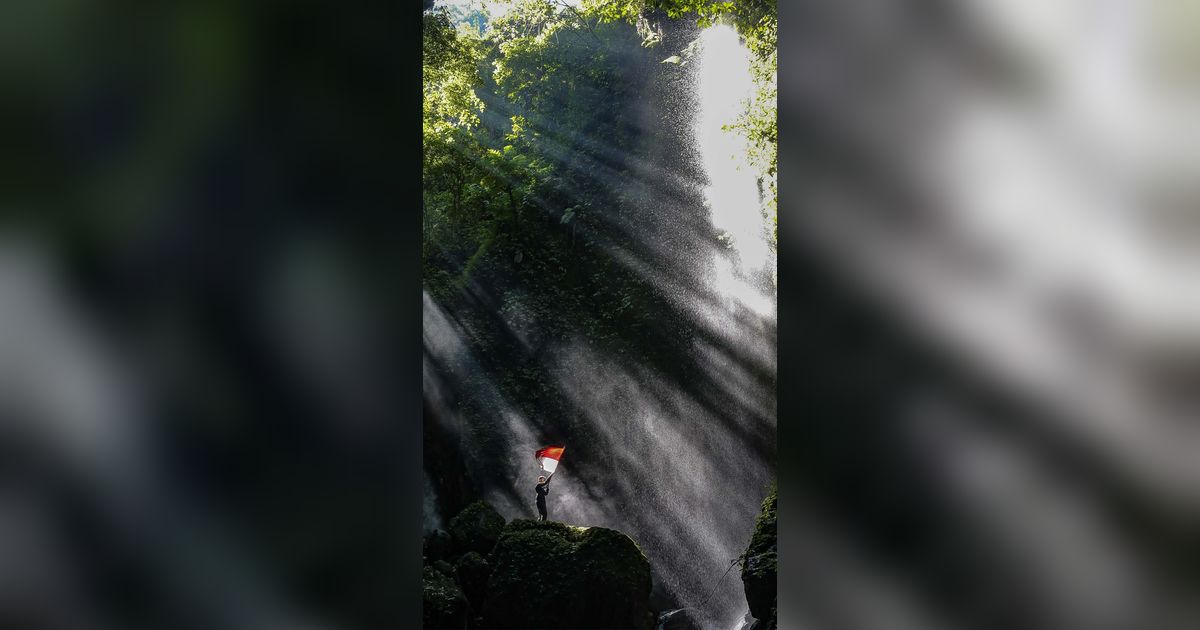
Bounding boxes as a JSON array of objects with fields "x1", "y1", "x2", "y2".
[
  {"x1": 454, "y1": 551, "x2": 491, "y2": 611},
  {"x1": 424, "y1": 566, "x2": 469, "y2": 629},
  {"x1": 448, "y1": 500, "x2": 506, "y2": 557},
  {"x1": 434, "y1": 559, "x2": 456, "y2": 578},
  {"x1": 741, "y1": 486, "x2": 777, "y2": 627},
  {"x1": 483, "y1": 519, "x2": 652, "y2": 629}
]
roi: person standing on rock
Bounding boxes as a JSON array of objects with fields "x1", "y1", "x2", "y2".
[
  {"x1": 533, "y1": 444, "x2": 565, "y2": 521},
  {"x1": 535, "y1": 475, "x2": 551, "y2": 521}
]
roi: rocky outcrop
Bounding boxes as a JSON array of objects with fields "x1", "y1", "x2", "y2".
[
  {"x1": 449, "y1": 500, "x2": 506, "y2": 556},
  {"x1": 426, "y1": 502, "x2": 500, "y2": 628},
  {"x1": 426, "y1": 503, "x2": 655, "y2": 629},
  {"x1": 455, "y1": 551, "x2": 491, "y2": 613},
  {"x1": 482, "y1": 519, "x2": 653, "y2": 629},
  {"x1": 424, "y1": 566, "x2": 470, "y2": 629},
  {"x1": 741, "y1": 486, "x2": 777, "y2": 628}
]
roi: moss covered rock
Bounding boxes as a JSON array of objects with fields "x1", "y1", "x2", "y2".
[
  {"x1": 434, "y1": 559, "x2": 456, "y2": 578},
  {"x1": 482, "y1": 519, "x2": 652, "y2": 629},
  {"x1": 424, "y1": 566, "x2": 469, "y2": 629},
  {"x1": 454, "y1": 551, "x2": 491, "y2": 611},
  {"x1": 741, "y1": 485, "x2": 777, "y2": 626},
  {"x1": 449, "y1": 500, "x2": 506, "y2": 557}
]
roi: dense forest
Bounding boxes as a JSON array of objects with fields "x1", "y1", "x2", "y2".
[{"x1": 422, "y1": 0, "x2": 777, "y2": 628}]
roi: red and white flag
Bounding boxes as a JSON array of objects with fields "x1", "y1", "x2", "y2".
[{"x1": 535, "y1": 444, "x2": 565, "y2": 475}]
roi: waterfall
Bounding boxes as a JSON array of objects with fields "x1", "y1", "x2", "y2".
[{"x1": 694, "y1": 24, "x2": 774, "y2": 283}]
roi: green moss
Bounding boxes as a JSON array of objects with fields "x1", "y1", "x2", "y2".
[
  {"x1": 502, "y1": 518, "x2": 583, "y2": 539},
  {"x1": 449, "y1": 500, "x2": 506, "y2": 557},
  {"x1": 483, "y1": 520, "x2": 652, "y2": 629},
  {"x1": 741, "y1": 483, "x2": 777, "y2": 624}
]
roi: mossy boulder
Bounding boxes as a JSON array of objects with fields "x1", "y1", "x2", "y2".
[
  {"x1": 424, "y1": 566, "x2": 469, "y2": 629},
  {"x1": 434, "y1": 559, "x2": 456, "y2": 578},
  {"x1": 454, "y1": 551, "x2": 491, "y2": 611},
  {"x1": 482, "y1": 519, "x2": 652, "y2": 629},
  {"x1": 741, "y1": 485, "x2": 777, "y2": 626},
  {"x1": 449, "y1": 500, "x2": 506, "y2": 557}
]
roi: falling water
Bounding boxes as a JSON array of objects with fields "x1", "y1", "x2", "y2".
[
  {"x1": 693, "y1": 25, "x2": 773, "y2": 283},
  {"x1": 685, "y1": 24, "x2": 777, "y2": 630}
]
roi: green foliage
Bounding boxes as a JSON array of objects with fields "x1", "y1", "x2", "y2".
[
  {"x1": 423, "y1": 8, "x2": 485, "y2": 132},
  {"x1": 423, "y1": 0, "x2": 681, "y2": 416},
  {"x1": 483, "y1": 519, "x2": 653, "y2": 629},
  {"x1": 443, "y1": 1, "x2": 490, "y2": 34}
]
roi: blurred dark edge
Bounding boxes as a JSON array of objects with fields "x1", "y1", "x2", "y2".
[
  {"x1": 0, "y1": 1, "x2": 423, "y2": 629},
  {"x1": 774, "y1": 0, "x2": 801, "y2": 622}
]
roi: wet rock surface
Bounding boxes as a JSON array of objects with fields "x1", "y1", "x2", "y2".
[{"x1": 740, "y1": 487, "x2": 777, "y2": 628}]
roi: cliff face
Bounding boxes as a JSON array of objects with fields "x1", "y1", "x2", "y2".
[{"x1": 741, "y1": 486, "x2": 777, "y2": 628}]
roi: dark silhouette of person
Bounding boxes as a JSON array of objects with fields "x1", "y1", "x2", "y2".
[{"x1": 535, "y1": 475, "x2": 551, "y2": 521}]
